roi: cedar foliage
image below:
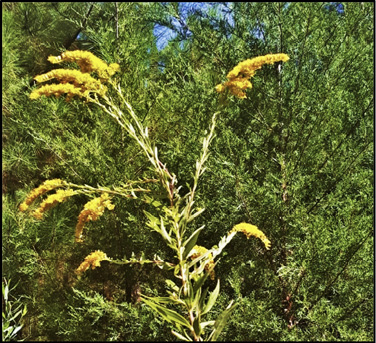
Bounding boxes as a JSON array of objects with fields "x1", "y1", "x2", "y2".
[{"x1": 2, "y1": 2, "x2": 374, "y2": 341}]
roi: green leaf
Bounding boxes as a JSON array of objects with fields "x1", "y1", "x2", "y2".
[
  {"x1": 3, "y1": 325, "x2": 13, "y2": 333},
  {"x1": 193, "y1": 317, "x2": 201, "y2": 337},
  {"x1": 187, "y1": 208, "x2": 206, "y2": 223},
  {"x1": 171, "y1": 330, "x2": 192, "y2": 341},
  {"x1": 200, "y1": 321, "x2": 215, "y2": 330},
  {"x1": 144, "y1": 212, "x2": 174, "y2": 246},
  {"x1": 159, "y1": 217, "x2": 172, "y2": 244},
  {"x1": 11, "y1": 325, "x2": 22, "y2": 337},
  {"x1": 191, "y1": 286, "x2": 202, "y2": 312},
  {"x1": 144, "y1": 195, "x2": 162, "y2": 207},
  {"x1": 185, "y1": 279, "x2": 194, "y2": 303},
  {"x1": 198, "y1": 287, "x2": 209, "y2": 310},
  {"x1": 211, "y1": 232, "x2": 237, "y2": 259},
  {"x1": 3, "y1": 282, "x2": 9, "y2": 303},
  {"x1": 174, "y1": 264, "x2": 181, "y2": 277},
  {"x1": 182, "y1": 225, "x2": 205, "y2": 259},
  {"x1": 9, "y1": 309, "x2": 23, "y2": 323},
  {"x1": 209, "y1": 300, "x2": 238, "y2": 341},
  {"x1": 148, "y1": 296, "x2": 185, "y2": 306},
  {"x1": 22, "y1": 304, "x2": 27, "y2": 316},
  {"x1": 188, "y1": 250, "x2": 213, "y2": 269},
  {"x1": 193, "y1": 273, "x2": 210, "y2": 293},
  {"x1": 141, "y1": 296, "x2": 191, "y2": 329},
  {"x1": 202, "y1": 279, "x2": 220, "y2": 315},
  {"x1": 144, "y1": 211, "x2": 160, "y2": 229}
]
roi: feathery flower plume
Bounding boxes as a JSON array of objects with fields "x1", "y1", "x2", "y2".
[
  {"x1": 76, "y1": 250, "x2": 109, "y2": 274},
  {"x1": 190, "y1": 245, "x2": 216, "y2": 280},
  {"x1": 19, "y1": 179, "x2": 65, "y2": 212},
  {"x1": 75, "y1": 193, "x2": 115, "y2": 242},
  {"x1": 230, "y1": 223, "x2": 271, "y2": 250},
  {"x1": 30, "y1": 51, "x2": 119, "y2": 101},
  {"x1": 216, "y1": 53, "x2": 289, "y2": 98},
  {"x1": 32, "y1": 189, "x2": 76, "y2": 220},
  {"x1": 48, "y1": 50, "x2": 120, "y2": 81},
  {"x1": 29, "y1": 83, "x2": 89, "y2": 102},
  {"x1": 33, "y1": 69, "x2": 107, "y2": 96}
]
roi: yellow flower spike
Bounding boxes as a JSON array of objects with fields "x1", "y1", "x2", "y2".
[
  {"x1": 230, "y1": 223, "x2": 271, "y2": 250},
  {"x1": 48, "y1": 50, "x2": 120, "y2": 81},
  {"x1": 34, "y1": 69, "x2": 106, "y2": 95},
  {"x1": 216, "y1": 53, "x2": 289, "y2": 99},
  {"x1": 30, "y1": 83, "x2": 86, "y2": 101},
  {"x1": 19, "y1": 179, "x2": 65, "y2": 212},
  {"x1": 31, "y1": 51, "x2": 118, "y2": 102},
  {"x1": 75, "y1": 193, "x2": 115, "y2": 243},
  {"x1": 76, "y1": 250, "x2": 109, "y2": 274},
  {"x1": 32, "y1": 189, "x2": 76, "y2": 220},
  {"x1": 190, "y1": 245, "x2": 216, "y2": 280}
]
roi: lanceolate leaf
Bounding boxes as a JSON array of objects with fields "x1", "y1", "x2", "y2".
[
  {"x1": 144, "y1": 211, "x2": 160, "y2": 229},
  {"x1": 211, "y1": 231, "x2": 236, "y2": 259},
  {"x1": 182, "y1": 225, "x2": 205, "y2": 259},
  {"x1": 171, "y1": 330, "x2": 192, "y2": 341},
  {"x1": 159, "y1": 217, "x2": 172, "y2": 244},
  {"x1": 208, "y1": 300, "x2": 238, "y2": 341},
  {"x1": 187, "y1": 208, "x2": 206, "y2": 223},
  {"x1": 200, "y1": 320, "x2": 215, "y2": 329},
  {"x1": 191, "y1": 285, "x2": 202, "y2": 311},
  {"x1": 202, "y1": 279, "x2": 220, "y2": 315},
  {"x1": 199, "y1": 287, "x2": 209, "y2": 310},
  {"x1": 146, "y1": 296, "x2": 185, "y2": 306},
  {"x1": 193, "y1": 273, "x2": 210, "y2": 293},
  {"x1": 141, "y1": 296, "x2": 191, "y2": 329},
  {"x1": 188, "y1": 250, "x2": 213, "y2": 268},
  {"x1": 193, "y1": 317, "x2": 201, "y2": 336}
]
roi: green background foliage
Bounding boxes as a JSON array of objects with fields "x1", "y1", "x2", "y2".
[{"x1": 2, "y1": 2, "x2": 374, "y2": 341}]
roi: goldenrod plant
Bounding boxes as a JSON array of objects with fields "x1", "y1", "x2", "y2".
[
  {"x1": 4, "y1": 3, "x2": 373, "y2": 341},
  {"x1": 21, "y1": 50, "x2": 289, "y2": 341}
]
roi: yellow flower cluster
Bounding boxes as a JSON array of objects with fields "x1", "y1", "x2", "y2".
[
  {"x1": 75, "y1": 193, "x2": 115, "y2": 243},
  {"x1": 33, "y1": 69, "x2": 106, "y2": 96},
  {"x1": 30, "y1": 50, "x2": 119, "y2": 102},
  {"x1": 48, "y1": 50, "x2": 120, "y2": 81},
  {"x1": 32, "y1": 189, "x2": 76, "y2": 220},
  {"x1": 76, "y1": 250, "x2": 109, "y2": 274},
  {"x1": 19, "y1": 179, "x2": 65, "y2": 212},
  {"x1": 215, "y1": 53, "x2": 289, "y2": 99},
  {"x1": 230, "y1": 223, "x2": 271, "y2": 250},
  {"x1": 190, "y1": 245, "x2": 216, "y2": 280},
  {"x1": 30, "y1": 83, "x2": 88, "y2": 102}
]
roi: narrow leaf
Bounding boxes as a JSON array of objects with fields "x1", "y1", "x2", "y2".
[
  {"x1": 149, "y1": 296, "x2": 185, "y2": 306},
  {"x1": 193, "y1": 317, "x2": 201, "y2": 336},
  {"x1": 11, "y1": 326, "x2": 22, "y2": 336},
  {"x1": 193, "y1": 274, "x2": 210, "y2": 293},
  {"x1": 141, "y1": 297, "x2": 191, "y2": 328},
  {"x1": 199, "y1": 287, "x2": 209, "y2": 310},
  {"x1": 209, "y1": 300, "x2": 238, "y2": 341},
  {"x1": 3, "y1": 283, "x2": 9, "y2": 302},
  {"x1": 160, "y1": 217, "x2": 172, "y2": 244},
  {"x1": 182, "y1": 225, "x2": 205, "y2": 259},
  {"x1": 187, "y1": 208, "x2": 206, "y2": 223},
  {"x1": 211, "y1": 232, "x2": 236, "y2": 259},
  {"x1": 200, "y1": 320, "x2": 215, "y2": 330},
  {"x1": 171, "y1": 330, "x2": 192, "y2": 341},
  {"x1": 188, "y1": 250, "x2": 213, "y2": 269},
  {"x1": 202, "y1": 279, "x2": 220, "y2": 315},
  {"x1": 191, "y1": 286, "x2": 202, "y2": 312}
]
